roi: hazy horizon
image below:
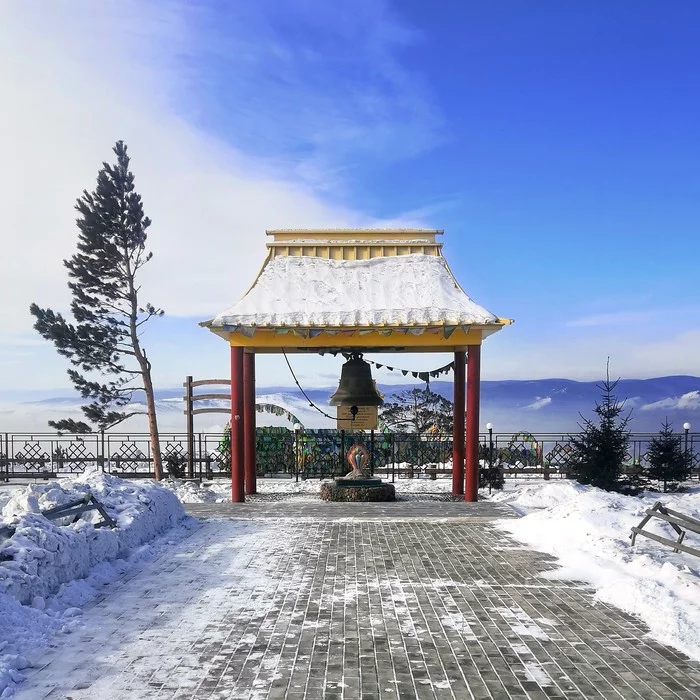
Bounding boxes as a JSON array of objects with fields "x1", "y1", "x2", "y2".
[{"x1": 2, "y1": 374, "x2": 698, "y2": 435}]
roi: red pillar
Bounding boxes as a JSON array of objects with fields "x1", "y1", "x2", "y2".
[
  {"x1": 243, "y1": 351, "x2": 257, "y2": 495},
  {"x1": 452, "y1": 350, "x2": 466, "y2": 495},
  {"x1": 465, "y1": 344, "x2": 481, "y2": 502},
  {"x1": 230, "y1": 345, "x2": 245, "y2": 502}
]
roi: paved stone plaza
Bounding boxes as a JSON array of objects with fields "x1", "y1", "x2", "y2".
[{"x1": 15, "y1": 500, "x2": 700, "y2": 700}]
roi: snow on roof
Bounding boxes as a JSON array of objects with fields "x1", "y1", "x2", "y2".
[
  {"x1": 265, "y1": 228, "x2": 443, "y2": 234},
  {"x1": 267, "y1": 238, "x2": 436, "y2": 245},
  {"x1": 210, "y1": 253, "x2": 499, "y2": 328}
]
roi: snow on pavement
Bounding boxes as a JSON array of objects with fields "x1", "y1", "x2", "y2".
[
  {"x1": 157, "y1": 474, "x2": 700, "y2": 662},
  {"x1": 3, "y1": 472, "x2": 700, "y2": 696},
  {"x1": 494, "y1": 480, "x2": 700, "y2": 662},
  {"x1": 0, "y1": 472, "x2": 192, "y2": 698},
  {"x1": 11, "y1": 518, "x2": 298, "y2": 700}
]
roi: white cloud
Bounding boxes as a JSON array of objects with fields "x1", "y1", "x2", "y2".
[
  {"x1": 184, "y1": 0, "x2": 442, "y2": 180},
  {"x1": 1, "y1": 0, "x2": 434, "y2": 389},
  {"x1": 566, "y1": 306, "x2": 700, "y2": 328},
  {"x1": 566, "y1": 311, "x2": 659, "y2": 328},
  {"x1": 640, "y1": 391, "x2": 700, "y2": 412},
  {"x1": 524, "y1": 397, "x2": 552, "y2": 411}
]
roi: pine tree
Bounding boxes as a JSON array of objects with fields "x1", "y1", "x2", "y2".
[
  {"x1": 379, "y1": 386, "x2": 453, "y2": 433},
  {"x1": 568, "y1": 364, "x2": 631, "y2": 492},
  {"x1": 645, "y1": 420, "x2": 691, "y2": 492},
  {"x1": 30, "y1": 141, "x2": 164, "y2": 480}
]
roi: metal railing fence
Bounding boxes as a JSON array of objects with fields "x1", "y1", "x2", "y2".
[{"x1": 1, "y1": 430, "x2": 698, "y2": 482}]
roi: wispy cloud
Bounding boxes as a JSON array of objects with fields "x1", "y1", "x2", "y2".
[
  {"x1": 524, "y1": 397, "x2": 552, "y2": 410},
  {"x1": 640, "y1": 391, "x2": 700, "y2": 412},
  {"x1": 567, "y1": 310, "x2": 664, "y2": 328},
  {"x1": 566, "y1": 306, "x2": 700, "y2": 328},
  {"x1": 2, "y1": 0, "x2": 443, "y2": 388},
  {"x1": 1, "y1": 0, "x2": 435, "y2": 343},
  {"x1": 180, "y1": 0, "x2": 442, "y2": 185}
]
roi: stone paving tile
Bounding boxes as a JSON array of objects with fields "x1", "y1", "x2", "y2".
[
  {"x1": 12, "y1": 501, "x2": 700, "y2": 700},
  {"x1": 184, "y1": 499, "x2": 518, "y2": 521}
]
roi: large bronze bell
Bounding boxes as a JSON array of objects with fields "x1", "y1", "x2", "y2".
[{"x1": 329, "y1": 353, "x2": 384, "y2": 408}]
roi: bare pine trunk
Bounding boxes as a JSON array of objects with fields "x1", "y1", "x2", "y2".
[{"x1": 142, "y1": 360, "x2": 163, "y2": 480}]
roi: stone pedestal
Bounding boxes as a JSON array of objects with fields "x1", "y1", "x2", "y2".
[{"x1": 320, "y1": 479, "x2": 395, "y2": 502}]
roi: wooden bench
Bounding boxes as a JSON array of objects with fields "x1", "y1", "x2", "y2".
[{"x1": 630, "y1": 501, "x2": 700, "y2": 558}]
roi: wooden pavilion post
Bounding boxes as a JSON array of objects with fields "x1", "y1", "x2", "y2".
[
  {"x1": 452, "y1": 351, "x2": 466, "y2": 496},
  {"x1": 465, "y1": 344, "x2": 481, "y2": 502},
  {"x1": 230, "y1": 345, "x2": 245, "y2": 502},
  {"x1": 243, "y1": 351, "x2": 257, "y2": 495}
]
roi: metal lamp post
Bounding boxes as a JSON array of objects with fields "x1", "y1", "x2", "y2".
[
  {"x1": 684, "y1": 423, "x2": 691, "y2": 472},
  {"x1": 486, "y1": 422, "x2": 494, "y2": 494},
  {"x1": 293, "y1": 422, "x2": 302, "y2": 482}
]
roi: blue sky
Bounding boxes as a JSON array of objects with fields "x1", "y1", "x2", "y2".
[{"x1": 2, "y1": 0, "x2": 700, "y2": 394}]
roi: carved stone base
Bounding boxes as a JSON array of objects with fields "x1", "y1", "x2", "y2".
[{"x1": 320, "y1": 480, "x2": 396, "y2": 502}]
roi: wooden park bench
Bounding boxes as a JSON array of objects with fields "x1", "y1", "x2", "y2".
[
  {"x1": 630, "y1": 501, "x2": 700, "y2": 558},
  {"x1": 41, "y1": 494, "x2": 116, "y2": 529},
  {"x1": 0, "y1": 494, "x2": 115, "y2": 557}
]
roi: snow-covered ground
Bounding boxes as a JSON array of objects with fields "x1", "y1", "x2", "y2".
[
  {"x1": 160, "y1": 474, "x2": 700, "y2": 661},
  {"x1": 0, "y1": 472, "x2": 193, "y2": 698},
  {"x1": 158, "y1": 472, "x2": 458, "y2": 502},
  {"x1": 1, "y1": 473, "x2": 699, "y2": 696},
  {"x1": 491, "y1": 479, "x2": 700, "y2": 663}
]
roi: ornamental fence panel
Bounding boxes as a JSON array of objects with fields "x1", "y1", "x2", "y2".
[{"x1": 0, "y1": 430, "x2": 698, "y2": 482}]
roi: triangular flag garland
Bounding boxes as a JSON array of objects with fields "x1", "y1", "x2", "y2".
[
  {"x1": 336, "y1": 353, "x2": 464, "y2": 381},
  {"x1": 360, "y1": 358, "x2": 461, "y2": 380}
]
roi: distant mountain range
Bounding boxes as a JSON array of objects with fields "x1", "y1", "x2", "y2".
[{"x1": 2, "y1": 375, "x2": 699, "y2": 435}]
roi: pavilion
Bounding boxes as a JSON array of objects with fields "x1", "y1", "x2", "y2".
[{"x1": 201, "y1": 229, "x2": 511, "y2": 502}]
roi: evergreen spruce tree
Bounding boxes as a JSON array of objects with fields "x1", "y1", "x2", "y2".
[
  {"x1": 645, "y1": 420, "x2": 691, "y2": 492},
  {"x1": 568, "y1": 363, "x2": 631, "y2": 492},
  {"x1": 30, "y1": 141, "x2": 164, "y2": 480},
  {"x1": 379, "y1": 386, "x2": 453, "y2": 433}
]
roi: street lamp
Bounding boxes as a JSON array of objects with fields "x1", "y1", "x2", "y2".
[
  {"x1": 486, "y1": 422, "x2": 494, "y2": 494},
  {"x1": 293, "y1": 423, "x2": 302, "y2": 482},
  {"x1": 684, "y1": 422, "x2": 691, "y2": 458}
]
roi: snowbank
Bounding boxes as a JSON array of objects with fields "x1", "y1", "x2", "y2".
[
  {"x1": 496, "y1": 482, "x2": 700, "y2": 662},
  {"x1": 0, "y1": 472, "x2": 191, "y2": 697}
]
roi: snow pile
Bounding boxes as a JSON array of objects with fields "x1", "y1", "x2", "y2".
[
  {"x1": 497, "y1": 482, "x2": 700, "y2": 661},
  {"x1": 1, "y1": 472, "x2": 186, "y2": 605},
  {"x1": 0, "y1": 472, "x2": 191, "y2": 697},
  {"x1": 158, "y1": 478, "x2": 225, "y2": 503},
  {"x1": 0, "y1": 488, "x2": 22, "y2": 514},
  {"x1": 487, "y1": 480, "x2": 589, "y2": 513}
]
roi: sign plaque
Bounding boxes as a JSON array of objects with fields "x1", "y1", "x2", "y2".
[{"x1": 336, "y1": 405, "x2": 378, "y2": 430}]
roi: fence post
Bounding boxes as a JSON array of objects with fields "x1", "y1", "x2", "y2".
[
  {"x1": 185, "y1": 375, "x2": 194, "y2": 479},
  {"x1": 2, "y1": 433, "x2": 7, "y2": 482},
  {"x1": 541, "y1": 440, "x2": 549, "y2": 480},
  {"x1": 340, "y1": 430, "x2": 346, "y2": 473},
  {"x1": 198, "y1": 432, "x2": 203, "y2": 480}
]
